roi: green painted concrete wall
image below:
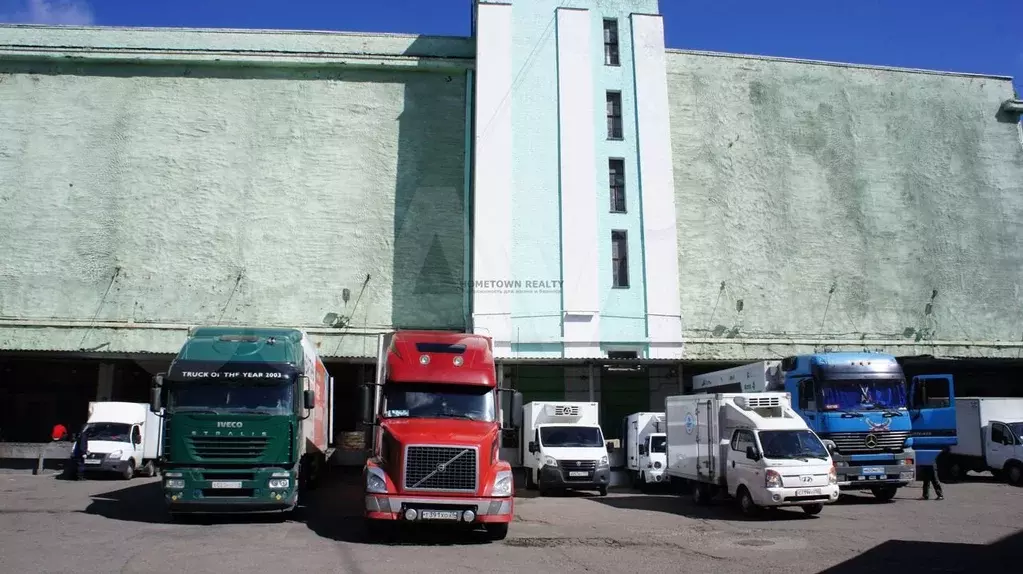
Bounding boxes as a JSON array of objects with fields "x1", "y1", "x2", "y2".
[
  {"x1": 667, "y1": 50, "x2": 1023, "y2": 359},
  {"x1": 0, "y1": 28, "x2": 472, "y2": 357}
]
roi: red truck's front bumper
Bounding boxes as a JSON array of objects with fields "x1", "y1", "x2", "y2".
[{"x1": 365, "y1": 494, "x2": 514, "y2": 524}]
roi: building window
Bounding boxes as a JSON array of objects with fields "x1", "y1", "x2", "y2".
[
  {"x1": 609, "y1": 159, "x2": 626, "y2": 212},
  {"x1": 603, "y1": 19, "x2": 620, "y2": 66},
  {"x1": 607, "y1": 350, "x2": 638, "y2": 359},
  {"x1": 611, "y1": 230, "x2": 629, "y2": 288},
  {"x1": 606, "y1": 91, "x2": 623, "y2": 140}
]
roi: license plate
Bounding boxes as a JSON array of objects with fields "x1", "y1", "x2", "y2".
[
  {"x1": 420, "y1": 510, "x2": 459, "y2": 521},
  {"x1": 795, "y1": 488, "x2": 821, "y2": 497},
  {"x1": 84, "y1": 459, "x2": 101, "y2": 465},
  {"x1": 568, "y1": 471, "x2": 588, "y2": 477},
  {"x1": 862, "y1": 467, "x2": 885, "y2": 475},
  {"x1": 211, "y1": 481, "x2": 242, "y2": 489}
]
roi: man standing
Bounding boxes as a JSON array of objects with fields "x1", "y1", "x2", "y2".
[{"x1": 920, "y1": 462, "x2": 945, "y2": 500}]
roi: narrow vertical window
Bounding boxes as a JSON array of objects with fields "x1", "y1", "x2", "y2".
[
  {"x1": 606, "y1": 91, "x2": 623, "y2": 140},
  {"x1": 603, "y1": 19, "x2": 620, "y2": 66},
  {"x1": 609, "y1": 159, "x2": 626, "y2": 212},
  {"x1": 611, "y1": 230, "x2": 629, "y2": 288}
]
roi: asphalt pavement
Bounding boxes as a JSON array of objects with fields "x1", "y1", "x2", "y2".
[{"x1": 0, "y1": 469, "x2": 1019, "y2": 574}]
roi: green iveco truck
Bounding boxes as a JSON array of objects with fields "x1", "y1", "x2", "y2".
[{"x1": 150, "y1": 326, "x2": 333, "y2": 518}]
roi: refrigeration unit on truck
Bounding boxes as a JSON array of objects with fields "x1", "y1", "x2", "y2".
[
  {"x1": 75, "y1": 401, "x2": 163, "y2": 479},
  {"x1": 623, "y1": 412, "x2": 666, "y2": 488},
  {"x1": 359, "y1": 331, "x2": 522, "y2": 541},
  {"x1": 150, "y1": 326, "x2": 334, "y2": 517},
  {"x1": 939, "y1": 397, "x2": 1023, "y2": 485},
  {"x1": 522, "y1": 401, "x2": 613, "y2": 496},
  {"x1": 665, "y1": 392, "x2": 840, "y2": 517},
  {"x1": 694, "y1": 354, "x2": 955, "y2": 501}
]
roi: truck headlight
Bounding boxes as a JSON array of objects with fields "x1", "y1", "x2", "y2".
[
  {"x1": 828, "y1": 465, "x2": 838, "y2": 484},
  {"x1": 165, "y1": 479, "x2": 185, "y2": 489},
  {"x1": 492, "y1": 471, "x2": 512, "y2": 497},
  {"x1": 268, "y1": 478, "x2": 290, "y2": 489},
  {"x1": 765, "y1": 469, "x2": 782, "y2": 488},
  {"x1": 543, "y1": 456, "x2": 558, "y2": 467},
  {"x1": 107, "y1": 450, "x2": 123, "y2": 459},
  {"x1": 366, "y1": 468, "x2": 387, "y2": 494},
  {"x1": 597, "y1": 456, "x2": 609, "y2": 468}
]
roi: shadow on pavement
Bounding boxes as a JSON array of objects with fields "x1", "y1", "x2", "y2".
[
  {"x1": 818, "y1": 529, "x2": 1019, "y2": 572},
  {"x1": 82, "y1": 479, "x2": 168, "y2": 524},
  {"x1": 586, "y1": 493, "x2": 820, "y2": 522},
  {"x1": 301, "y1": 471, "x2": 493, "y2": 546}
]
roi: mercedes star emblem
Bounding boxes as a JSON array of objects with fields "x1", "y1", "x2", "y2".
[{"x1": 864, "y1": 434, "x2": 878, "y2": 448}]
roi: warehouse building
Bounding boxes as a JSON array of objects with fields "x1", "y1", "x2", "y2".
[{"x1": 1, "y1": 0, "x2": 1022, "y2": 445}]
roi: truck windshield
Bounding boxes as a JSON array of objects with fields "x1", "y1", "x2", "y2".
[
  {"x1": 1007, "y1": 423, "x2": 1023, "y2": 441},
  {"x1": 819, "y1": 378, "x2": 907, "y2": 411},
  {"x1": 540, "y1": 426, "x2": 604, "y2": 448},
  {"x1": 758, "y1": 430, "x2": 829, "y2": 460},
  {"x1": 382, "y1": 383, "x2": 495, "y2": 422},
  {"x1": 168, "y1": 381, "x2": 294, "y2": 415},
  {"x1": 649, "y1": 435, "x2": 667, "y2": 453},
  {"x1": 82, "y1": 423, "x2": 130, "y2": 442}
]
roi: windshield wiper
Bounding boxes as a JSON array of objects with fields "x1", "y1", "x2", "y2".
[
  {"x1": 433, "y1": 413, "x2": 477, "y2": 421},
  {"x1": 173, "y1": 408, "x2": 220, "y2": 415},
  {"x1": 882, "y1": 410, "x2": 902, "y2": 417},
  {"x1": 840, "y1": 410, "x2": 864, "y2": 418}
]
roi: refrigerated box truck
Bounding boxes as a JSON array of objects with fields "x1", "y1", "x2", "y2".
[
  {"x1": 76, "y1": 401, "x2": 163, "y2": 479},
  {"x1": 623, "y1": 412, "x2": 666, "y2": 488},
  {"x1": 665, "y1": 392, "x2": 840, "y2": 517},
  {"x1": 522, "y1": 401, "x2": 612, "y2": 496},
  {"x1": 940, "y1": 397, "x2": 1023, "y2": 485}
]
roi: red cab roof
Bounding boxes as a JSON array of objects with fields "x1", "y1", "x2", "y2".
[{"x1": 386, "y1": 330, "x2": 496, "y2": 387}]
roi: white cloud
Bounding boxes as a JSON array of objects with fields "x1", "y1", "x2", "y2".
[{"x1": 0, "y1": 0, "x2": 95, "y2": 25}]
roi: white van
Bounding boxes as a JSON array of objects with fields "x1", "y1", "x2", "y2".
[
  {"x1": 75, "y1": 401, "x2": 163, "y2": 479},
  {"x1": 521, "y1": 402, "x2": 613, "y2": 496},
  {"x1": 665, "y1": 392, "x2": 840, "y2": 516}
]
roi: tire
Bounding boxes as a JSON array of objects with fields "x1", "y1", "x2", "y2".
[
  {"x1": 1005, "y1": 462, "x2": 1023, "y2": 486},
  {"x1": 871, "y1": 486, "x2": 898, "y2": 502},
  {"x1": 946, "y1": 460, "x2": 965, "y2": 483},
  {"x1": 141, "y1": 460, "x2": 156, "y2": 478},
  {"x1": 598, "y1": 486, "x2": 608, "y2": 497},
  {"x1": 485, "y1": 523, "x2": 509, "y2": 541},
  {"x1": 525, "y1": 470, "x2": 537, "y2": 490},
  {"x1": 691, "y1": 483, "x2": 711, "y2": 505},
  {"x1": 737, "y1": 487, "x2": 760, "y2": 517},
  {"x1": 121, "y1": 460, "x2": 135, "y2": 480},
  {"x1": 802, "y1": 503, "x2": 824, "y2": 516}
]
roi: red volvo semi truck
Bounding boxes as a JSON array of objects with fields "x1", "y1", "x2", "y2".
[{"x1": 359, "y1": 330, "x2": 522, "y2": 541}]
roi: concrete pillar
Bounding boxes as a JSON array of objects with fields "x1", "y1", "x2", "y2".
[{"x1": 96, "y1": 363, "x2": 114, "y2": 401}]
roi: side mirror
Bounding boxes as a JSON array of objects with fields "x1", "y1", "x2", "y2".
[
  {"x1": 359, "y1": 384, "x2": 374, "y2": 425},
  {"x1": 303, "y1": 389, "x2": 315, "y2": 410},
  {"x1": 511, "y1": 392, "x2": 523, "y2": 428},
  {"x1": 638, "y1": 444, "x2": 647, "y2": 455},
  {"x1": 150, "y1": 373, "x2": 164, "y2": 414},
  {"x1": 528, "y1": 441, "x2": 538, "y2": 454},
  {"x1": 746, "y1": 446, "x2": 760, "y2": 461},
  {"x1": 606, "y1": 441, "x2": 615, "y2": 453}
]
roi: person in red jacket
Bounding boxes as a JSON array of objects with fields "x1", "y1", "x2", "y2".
[{"x1": 51, "y1": 423, "x2": 68, "y2": 441}]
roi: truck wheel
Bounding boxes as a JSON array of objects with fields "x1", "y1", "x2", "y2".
[
  {"x1": 485, "y1": 523, "x2": 509, "y2": 541},
  {"x1": 598, "y1": 486, "x2": 608, "y2": 497},
  {"x1": 801, "y1": 503, "x2": 824, "y2": 516},
  {"x1": 1005, "y1": 462, "x2": 1023, "y2": 486},
  {"x1": 870, "y1": 486, "x2": 897, "y2": 502},
  {"x1": 946, "y1": 460, "x2": 964, "y2": 483},
  {"x1": 691, "y1": 483, "x2": 712, "y2": 505},
  {"x1": 121, "y1": 460, "x2": 135, "y2": 480},
  {"x1": 141, "y1": 461, "x2": 156, "y2": 478},
  {"x1": 736, "y1": 487, "x2": 760, "y2": 517},
  {"x1": 525, "y1": 470, "x2": 537, "y2": 490}
]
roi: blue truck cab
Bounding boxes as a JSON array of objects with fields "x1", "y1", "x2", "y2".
[{"x1": 766, "y1": 352, "x2": 921, "y2": 501}]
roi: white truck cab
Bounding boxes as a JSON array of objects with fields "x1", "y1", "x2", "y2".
[
  {"x1": 665, "y1": 392, "x2": 840, "y2": 517},
  {"x1": 522, "y1": 401, "x2": 613, "y2": 496},
  {"x1": 942, "y1": 397, "x2": 1023, "y2": 485},
  {"x1": 624, "y1": 412, "x2": 667, "y2": 488},
  {"x1": 75, "y1": 401, "x2": 163, "y2": 479}
]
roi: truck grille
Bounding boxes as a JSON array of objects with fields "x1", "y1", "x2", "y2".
[
  {"x1": 560, "y1": 460, "x2": 597, "y2": 470},
  {"x1": 403, "y1": 445, "x2": 478, "y2": 492},
  {"x1": 825, "y1": 431, "x2": 910, "y2": 454},
  {"x1": 187, "y1": 436, "x2": 269, "y2": 460}
]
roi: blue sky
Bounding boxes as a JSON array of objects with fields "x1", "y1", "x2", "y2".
[{"x1": 1, "y1": 0, "x2": 1020, "y2": 93}]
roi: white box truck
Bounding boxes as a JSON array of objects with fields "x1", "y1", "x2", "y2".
[
  {"x1": 522, "y1": 401, "x2": 612, "y2": 496},
  {"x1": 940, "y1": 397, "x2": 1023, "y2": 485},
  {"x1": 691, "y1": 361, "x2": 782, "y2": 393},
  {"x1": 623, "y1": 412, "x2": 667, "y2": 489},
  {"x1": 75, "y1": 401, "x2": 163, "y2": 479},
  {"x1": 665, "y1": 392, "x2": 840, "y2": 517}
]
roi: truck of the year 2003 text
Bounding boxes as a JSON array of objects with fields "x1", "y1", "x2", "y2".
[
  {"x1": 359, "y1": 331, "x2": 522, "y2": 541},
  {"x1": 150, "y1": 326, "x2": 333, "y2": 518},
  {"x1": 693, "y1": 353, "x2": 955, "y2": 501}
]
